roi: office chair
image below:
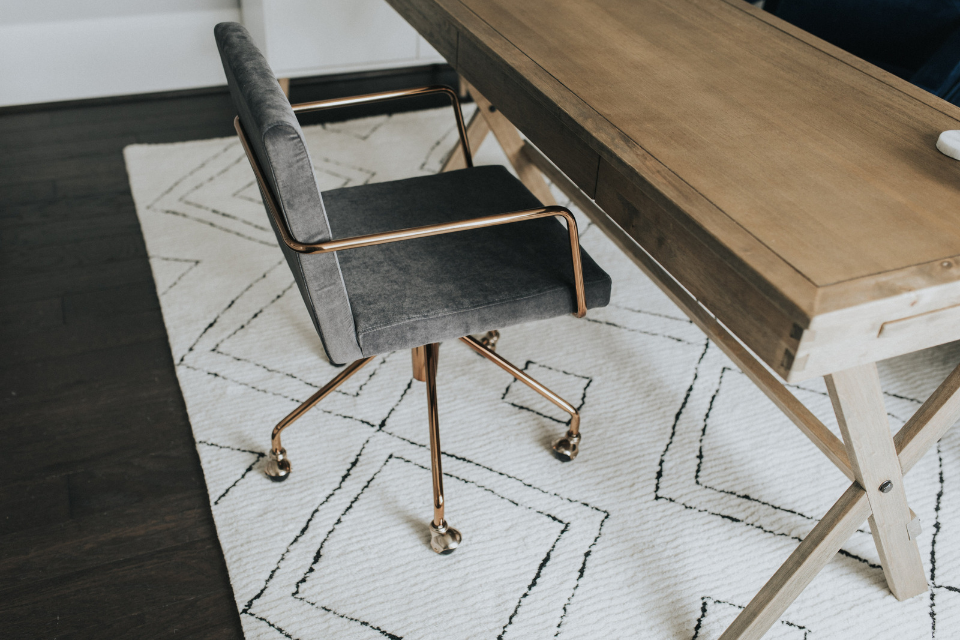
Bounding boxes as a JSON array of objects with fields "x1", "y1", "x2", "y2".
[{"x1": 214, "y1": 22, "x2": 612, "y2": 554}]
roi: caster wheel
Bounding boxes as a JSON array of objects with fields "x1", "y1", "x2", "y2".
[
  {"x1": 552, "y1": 431, "x2": 581, "y2": 462},
  {"x1": 265, "y1": 448, "x2": 291, "y2": 481},
  {"x1": 429, "y1": 520, "x2": 462, "y2": 555}
]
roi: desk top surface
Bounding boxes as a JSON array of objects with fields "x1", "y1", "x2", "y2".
[{"x1": 447, "y1": 0, "x2": 960, "y2": 315}]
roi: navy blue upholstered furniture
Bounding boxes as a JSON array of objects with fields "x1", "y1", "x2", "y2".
[
  {"x1": 214, "y1": 22, "x2": 611, "y2": 554},
  {"x1": 763, "y1": 0, "x2": 960, "y2": 105}
]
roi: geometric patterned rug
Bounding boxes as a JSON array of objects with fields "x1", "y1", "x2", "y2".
[{"x1": 123, "y1": 106, "x2": 960, "y2": 639}]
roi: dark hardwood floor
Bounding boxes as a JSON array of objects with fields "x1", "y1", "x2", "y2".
[{"x1": 0, "y1": 64, "x2": 458, "y2": 639}]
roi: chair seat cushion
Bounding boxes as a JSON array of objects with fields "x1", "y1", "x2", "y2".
[{"x1": 322, "y1": 165, "x2": 612, "y2": 357}]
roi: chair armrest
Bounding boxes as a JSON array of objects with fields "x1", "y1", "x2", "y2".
[
  {"x1": 291, "y1": 85, "x2": 472, "y2": 168},
  {"x1": 234, "y1": 115, "x2": 585, "y2": 318}
]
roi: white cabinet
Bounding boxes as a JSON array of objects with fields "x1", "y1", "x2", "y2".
[{"x1": 241, "y1": 0, "x2": 445, "y2": 78}]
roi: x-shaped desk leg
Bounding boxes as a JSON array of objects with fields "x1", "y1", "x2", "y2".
[{"x1": 719, "y1": 362, "x2": 960, "y2": 640}]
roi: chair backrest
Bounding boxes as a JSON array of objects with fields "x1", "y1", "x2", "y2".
[{"x1": 214, "y1": 22, "x2": 362, "y2": 365}]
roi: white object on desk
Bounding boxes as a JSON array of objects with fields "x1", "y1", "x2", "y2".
[{"x1": 937, "y1": 130, "x2": 960, "y2": 160}]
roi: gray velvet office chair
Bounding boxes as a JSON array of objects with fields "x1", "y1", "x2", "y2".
[{"x1": 215, "y1": 22, "x2": 611, "y2": 554}]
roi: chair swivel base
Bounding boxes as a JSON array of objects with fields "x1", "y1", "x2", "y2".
[
  {"x1": 265, "y1": 448, "x2": 291, "y2": 481},
  {"x1": 552, "y1": 430, "x2": 581, "y2": 462},
  {"x1": 430, "y1": 520, "x2": 462, "y2": 555}
]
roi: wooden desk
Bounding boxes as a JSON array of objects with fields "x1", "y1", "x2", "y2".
[{"x1": 387, "y1": 0, "x2": 960, "y2": 637}]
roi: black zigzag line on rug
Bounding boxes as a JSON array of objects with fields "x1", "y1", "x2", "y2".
[
  {"x1": 393, "y1": 454, "x2": 575, "y2": 640},
  {"x1": 180, "y1": 197, "x2": 272, "y2": 232},
  {"x1": 419, "y1": 121, "x2": 460, "y2": 172},
  {"x1": 583, "y1": 316, "x2": 700, "y2": 345},
  {"x1": 145, "y1": 140, "x2": 239, "y2": 209},
  {"x1": 654, "y1": 339, "x2": 711, "y2": 497},
  {"x1": 500, "y1": 360, "x2": 593, "y2": 426},
  {"x1": 180, "y1": 363, "x2": 302, "y2": 403},
  {"x1": 241, "y1": 380, "x2": 416, "y2": 625},
  {"x1": 553, "y1": 512, "x2": 609, "y2": 638},
  {"x1": 608, "y1": 302, "x2": 694, "y2": 325},
  {"x1": 775, "y1": 373, "x2": 920, "y2": 425},
  {"x1": 693, "y1": 365, "x2": 951, "y2": 580},
  {"x1": 246, "y1": 612, "x2": 296, "y2": 639},
  {"x1": 380, "y1": 429, "x2": 607, "y2": 516},
  {"x1": 653, "y1": 342, "x2": 882, "y2": 569},
  {"x1": 380, "y1": 399, "x2": 610, "y2": 637},
  {"x1": 150, "y1": 255, "x2": 202, "y2": 296},
  {"x1": 178, "y1": 364, "x2": 396, "y2": 452},
  {"x1": 193, "y1": 346, "x2": 606, "y2": 637},
  {"x1": 313, "y1": 154, "x2": 376, "y2": 182},
  {"x1": 312, "y1": 604, "x2": 402, "y2": 640},
  {"x1": 499, "y1": 523, "x2": 570, "y2": 640},
  {"x1": 691, "y1": 597, "x2": 810, "y2": 640},
  {"x1": 693, "y1": 367, "x2": 872, "y2": 537},
  {"x1": 291, "y1": 454, "x2": 570, "y2": 640},
  {"x1": 177, "y1": 259, "x2": 285, "y2": 365},
  {"x1": 155, "y1": 207, "x2": 276, "y2": 246},
  {"x1": 177, "y1": 153, "x2": 273, "y2": 232},
  {"x1": 232, "y1": 179, "x2": 261, "y2": 203},
  {"x1": 211, "y1": 346, "x2": 391, "y2": 399},
  {"x1": 292, "y1": 454, "x2": 395, "y2": 597},
  {"x1": 324, "y1": 112, "x2": 392, "y2": 142},
  {"x1": 183, "y1": 357, "x2": 411, "y2": 430},
  {"x1": 242, "y1": 436, "x2": 375, "y2": 614},
  {"x1": 926, "y1": 441, "x2": 960, "y2": 638},
  {"x1": 196, "y1": 440, "x2": 266, "y2": 505},
  {"x1": 931, "y1": 443, "x2": 946, "y2": 637},
  {"x1": 212, "y1": 281, "x2": 297, "y2": 352}
]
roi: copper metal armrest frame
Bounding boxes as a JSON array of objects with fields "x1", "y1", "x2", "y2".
[
  {"x1": 291, "y1": 85, "x2": 472, "y2": 168},
  {"x1": 233, "y1": 116, "x2": 587, "y2": 317}
]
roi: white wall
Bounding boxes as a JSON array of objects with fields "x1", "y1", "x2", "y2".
[
  {"x1": 241, "y1": 0, "x2": 443, "y2": 79},
  {"x1": 0, "y1": 0, "x2": 242, "y2": 107}
]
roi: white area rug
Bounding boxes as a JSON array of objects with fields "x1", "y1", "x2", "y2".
[{"x1": 124, "y1": 106, "x2": 960, "y2": 639}]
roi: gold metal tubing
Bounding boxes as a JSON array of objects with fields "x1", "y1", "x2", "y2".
[
  {"x1": 459, "y1": 335, "x2": 581, "y2": 435},
  {"x1": 423, "y1": 343, "x2": 445, "y2": 527},
  {"x1": 270, "y1": 357, "x2": 374, "y2": 453},
  {"x1": 234, "y1": 116, "x2": 587, "y2": 318},
  {"x1": 291, "y1": 85, "x2": 472, "y2": 168},
  {"x1": 411, "y1": 345, "x2": 427, "y2": 382}
]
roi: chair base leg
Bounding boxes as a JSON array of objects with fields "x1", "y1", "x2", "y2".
[
  {"x1": 265, "y1": 357, "x2": 375, "y2": 481},
  {"x1": 459, "y1": 335, "x2": 583, "y2": 461},
  {"x1": 265, "y1": 447, "x2": 291, "y2": 481},
  {"x1": 423, "y1": 342, "x2": 462, "y2": 554}
]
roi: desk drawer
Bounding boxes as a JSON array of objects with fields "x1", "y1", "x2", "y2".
[
  {"x1": 458, "y1": 36, "x2": 600, "y2": 196},
  {"x1": 878, "y1": 303, "x2": 960, "y2": 340}
]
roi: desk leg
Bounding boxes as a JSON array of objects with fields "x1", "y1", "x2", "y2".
[
  {"x1": 826, "y1": 364, "x2": 928, "y2": 600},
  {"x1": 720, "y1": 363, "x2": 960, "y2": 640},
  {"x1": 718, "y1": 483, "x2": 871, "y2": 640}
]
